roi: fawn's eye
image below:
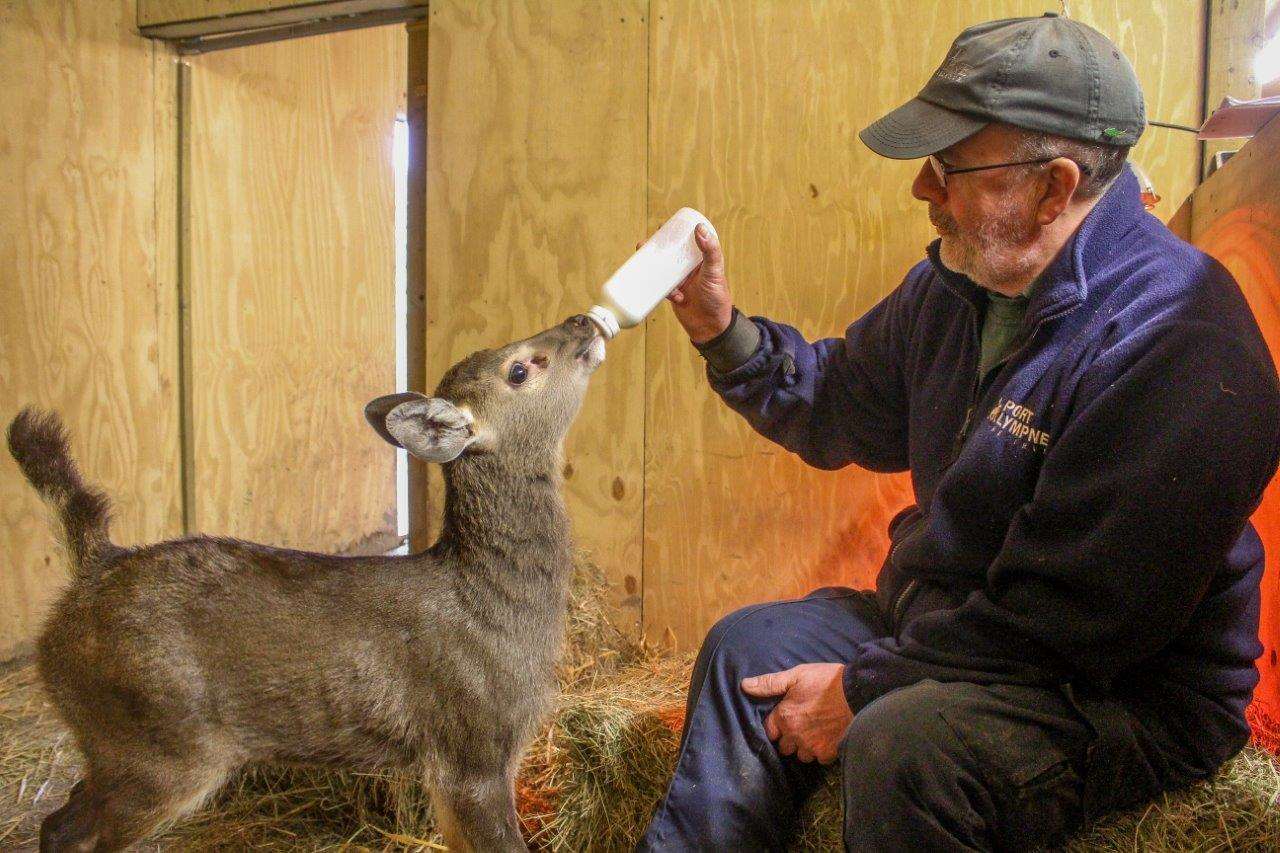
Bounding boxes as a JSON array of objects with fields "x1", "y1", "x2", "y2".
[{"x1": 508, "y1": 362, "x2": 528, "y2": 385}]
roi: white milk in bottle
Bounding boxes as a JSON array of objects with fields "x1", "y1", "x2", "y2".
[{"x1": 585, "y1": 208, "x2": 718, "y2": 340}]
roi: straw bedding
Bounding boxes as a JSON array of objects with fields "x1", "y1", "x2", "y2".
[{"x1": 3, "y1": 558, "x2": 1278, "y2": 850}]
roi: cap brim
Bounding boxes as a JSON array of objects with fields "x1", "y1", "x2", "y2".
[{"x1": 858, "y1": 98, "x2": 988, "y2": 160}]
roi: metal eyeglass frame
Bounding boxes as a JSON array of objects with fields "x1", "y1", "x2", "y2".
[{"x1": 928, "y1": 154, "x2": 1092, "y2": 188}]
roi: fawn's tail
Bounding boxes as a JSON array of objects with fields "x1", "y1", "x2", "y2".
[{"x1": 7, "y1": 408, "x2": 114, "y2": 576}]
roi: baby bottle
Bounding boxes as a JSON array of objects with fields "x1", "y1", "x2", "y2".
[{"x1": 585, "y1": 208, "x2": 718, "y2": 340}]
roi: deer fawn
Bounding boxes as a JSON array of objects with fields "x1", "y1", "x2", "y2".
[{"x1": 8, "y1": 314, "x2": 605, "y2": 852}]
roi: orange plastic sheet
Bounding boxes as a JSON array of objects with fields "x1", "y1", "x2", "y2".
[{"x1": 1193, "y1": 195, "x2": 1280, "y2": 753}]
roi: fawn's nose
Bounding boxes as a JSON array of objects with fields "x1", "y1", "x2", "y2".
[{"x1": 566, "y1": 314, "x2": 598, "y2": 340}]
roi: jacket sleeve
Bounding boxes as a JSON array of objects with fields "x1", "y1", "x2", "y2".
[
  {"x1": 841, "y1": 321, "x2": 1280, "y2": 711},
  {"x1": 703, "y1": 267, "x2": 925, "y2": 473}
]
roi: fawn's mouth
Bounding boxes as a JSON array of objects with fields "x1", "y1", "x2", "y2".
[{"x1": 574, "y1": 336, "x2": 606, "y2": 372}]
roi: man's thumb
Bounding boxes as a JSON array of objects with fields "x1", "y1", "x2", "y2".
[
  {"x1": 741, "y1": 669, "x2": 793, "y2": 698},
  {"x1": 694, "y1": 223, "x2": 723, "y2": 260}
]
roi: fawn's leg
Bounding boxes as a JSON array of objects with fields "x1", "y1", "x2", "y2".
[
  {"x1": 39, "y1": 780, "x2": 97, "y2": 853},
  {"x1": 432, "y1": 771, "x2": 526, "y2": 853},
  {"x1": 50, "y1": 752, "x2": 232, "y2": 852},
  {"x1": 430, "y1": 785, "x2": 470, "y2": 853}
]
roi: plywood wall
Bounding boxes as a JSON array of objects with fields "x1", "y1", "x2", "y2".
[
  {"x1": 0, "y1": 0, "x2": 183, "y2": 660},
  {"x1": 412, "y1": 0, "x2": 1207, "y2": 649},
  {"x1": 184, "y1": 25, "x2": 405, "y2": 551},
  {"x1": 421, "y1": 0, "x2": 649, "y2": 630}
]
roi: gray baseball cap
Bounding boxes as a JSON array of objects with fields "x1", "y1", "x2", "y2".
[{"x1": 860, "y1": 13, "x2": 1145, "y2": 159}]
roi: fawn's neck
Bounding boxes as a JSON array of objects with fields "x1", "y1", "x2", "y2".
[{"x1": 435, "y1": 450, "x2": 572, "y2": 575}]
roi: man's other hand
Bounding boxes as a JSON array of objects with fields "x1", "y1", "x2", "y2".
[{"x1": 741, "y1": 663, "x2": 852, "y2": 764}]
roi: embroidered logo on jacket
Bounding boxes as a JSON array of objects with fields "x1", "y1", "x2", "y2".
[{"x1": 986, "y1": 398, "x2": 1050, "y2": 449}]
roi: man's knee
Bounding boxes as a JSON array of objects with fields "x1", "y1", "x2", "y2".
[
  {"x1": 841, "y1": 680, "x2": 965, "y2": 793},
  {"x1": 695, "y1": 602, "x2": 780, "y2": 678},
  {"x1": 698, "y1": 588, "x2": 859, "y2": 677},
  {"x1": 840, "y1": 681, "x2": 993, "y2": 843}
]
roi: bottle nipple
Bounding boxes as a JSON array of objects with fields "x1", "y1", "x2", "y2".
[{"x1": 585, "y1": 305, "x2": 620, "y2": 340}]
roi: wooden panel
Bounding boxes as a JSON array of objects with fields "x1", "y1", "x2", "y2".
[
  {"x1": 644, "y1": 1, "x2": 1206, "y2": 648},
  {"x1": 1184, "y1": 115, "x2": 1280, "y2": 742},
  {"x1": 185, "y1": 25, "x2": 405, "y2": 552},
  {"x1": 1203, "y1": 0, "x2": 1269, "y2": 176},
  {"x1": 423, "y1": 1, "x2": 648, "y2": 632},
  {"x1": 0, "y1": 0, "x2": 182, "y2": 660}
]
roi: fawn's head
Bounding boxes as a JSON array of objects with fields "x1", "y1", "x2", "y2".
[{"x1": 365, "y1": 315, "x2": 605, "y2": 465}]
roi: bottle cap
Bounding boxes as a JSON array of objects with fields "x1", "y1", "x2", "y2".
[{"x1": 585, "y1": 305, "x2": 619, "y2": 340}]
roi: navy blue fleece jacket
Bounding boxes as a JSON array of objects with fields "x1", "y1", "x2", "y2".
[{"x1": 705, "y1": 167, "x2": 1280, "y2": 771}]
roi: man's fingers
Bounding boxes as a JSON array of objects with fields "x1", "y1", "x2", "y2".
[
  {"x1": 763, "y1": 711, "x2": 780, "y2": 741},
  {"x1": 741, "y1": 668, "x2": 795, "y2": 698},
  {"x1": 796, "y1": 746, "x2": 816, "y2": 763},
  {"x1": 777, "y1": 733, "x2": 798, "y2": 756}
]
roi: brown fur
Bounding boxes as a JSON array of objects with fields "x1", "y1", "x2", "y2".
[
  {"x1": 9, "y1": 315, "x2": 605, "y2": 852},
  {"x1": 7, "y1": 410, "x2": 114, "y2": 571}
]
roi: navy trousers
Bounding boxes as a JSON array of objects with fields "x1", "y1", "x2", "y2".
[{"x1": 637, "y1": 587, "x2": 1191, "y2": 852}]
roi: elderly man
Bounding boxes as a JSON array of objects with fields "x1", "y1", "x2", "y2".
[{"x1": 638, "y1": 13, "x2": 1280, "y2": 852}]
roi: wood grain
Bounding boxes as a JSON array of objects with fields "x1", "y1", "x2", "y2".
[
  {"x1": 1183, "y1": 115, "x2": 1280, "y2": 723},
  {"x1": 184, "y1": 25, "x2": 405, "y2": 552},
  {"x1": 422, "y1": 0, "x2": 648, "y2": 632},
  {"x1": 0, "y1": 0, "x2": 183, "y2": 660},
  {"x1": 643, "y1": 0, "x2": 1206, "y2": 648}
]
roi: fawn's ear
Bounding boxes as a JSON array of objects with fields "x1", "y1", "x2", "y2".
[{"x1": 364, "y1": 393, "x2": 476, "y2": 463}]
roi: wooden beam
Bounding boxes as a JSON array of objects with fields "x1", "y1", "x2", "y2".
[
  {"x1": 138, "y1": 0, "x2": 426, "y2": 40},
  {"x1": 406, "y1": 19, "x2": 430, "y2": 554}
]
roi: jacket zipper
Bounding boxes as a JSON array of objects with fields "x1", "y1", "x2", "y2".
[
  {"x1": 889, "y1": 576, "x2": 920, "y2": 633},
  {"x1": 889, "y1": 296, "x2": 1077, "y2": 634},
  {"x1": 889, "y1": 307, "x2": 982, "y2": 633}
]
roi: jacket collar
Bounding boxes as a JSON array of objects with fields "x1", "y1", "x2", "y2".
[{"x1": 927, "y1": 165, "x2": 1147, "y2": 325}]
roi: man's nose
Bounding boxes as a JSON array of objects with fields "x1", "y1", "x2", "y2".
[{"x1": 911, "y1": 160, "x2": 946, "y2": 205}]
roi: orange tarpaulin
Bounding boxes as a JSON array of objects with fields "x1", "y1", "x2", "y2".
[{"x1": 1176, "y1": 116, "x2": 1280, "y2": 752}]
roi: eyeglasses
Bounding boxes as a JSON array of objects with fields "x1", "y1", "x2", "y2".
[{"x1": 927, "y1": 154, "x2": 1090, "y2": 188}]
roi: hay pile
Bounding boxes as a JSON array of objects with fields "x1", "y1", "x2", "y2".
[
  {"x1": 3, "y1": 556, "x2": 1280, "y2": 850},
  {"x1": 523, "y1": 657, "x2": 1280, "y2": 852}
]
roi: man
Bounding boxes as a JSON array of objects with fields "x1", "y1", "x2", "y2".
[{"x1": 638, "y1": 13, "x2": 1280, "y2": 852}]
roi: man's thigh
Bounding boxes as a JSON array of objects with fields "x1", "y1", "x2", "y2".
[{"x1": 842, "y1": 680, "x2": 1095, "y2": 851}]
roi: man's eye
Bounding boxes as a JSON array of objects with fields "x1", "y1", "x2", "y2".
[{"x1": 508, "y1": 362, "x2": 528, "y2": 385}]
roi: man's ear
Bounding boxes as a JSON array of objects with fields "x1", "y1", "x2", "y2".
[
  {"x1": 1035, "y1": 158, "x2": 1083, "y2": 225},
  {"x1": 364, "y1": 392, "x2": 476, "y2": 463}
]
